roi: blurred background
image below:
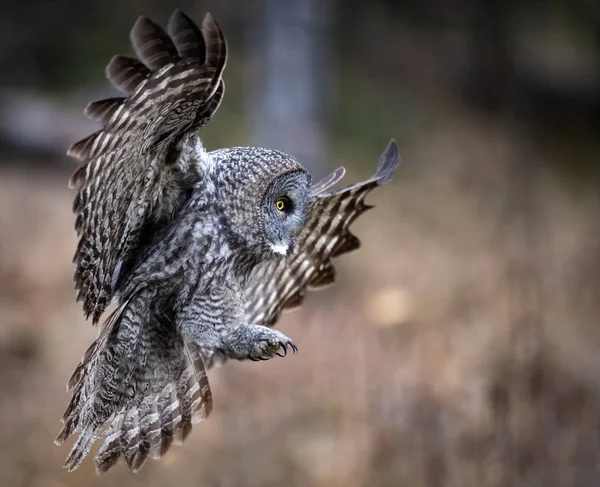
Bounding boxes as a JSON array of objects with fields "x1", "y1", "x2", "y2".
[{"x1": 1, "y1": 0, "x2": 600, "y2": 485}]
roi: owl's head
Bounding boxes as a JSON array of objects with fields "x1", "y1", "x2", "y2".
[
  {"x1": 211, "y1": 147, "x2": 311, "y2": 259},
  {"x1": 259, "y1": 168, "x2": 311, "y2": 256}
]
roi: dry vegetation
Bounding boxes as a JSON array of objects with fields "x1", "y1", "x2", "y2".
[{"x1": 1, "y1": 98, "x2": 599, "y2": 487}]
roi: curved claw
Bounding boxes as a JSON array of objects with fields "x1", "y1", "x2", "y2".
[
  {"x1": 276, "y1": 343, "x2": 288, "y2": 357},
  {"x1": 249, "y1": 336, "x2": 297, "y2": 361}
]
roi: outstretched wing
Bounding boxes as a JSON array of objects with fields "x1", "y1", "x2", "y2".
[
  {"x1": 241, "y1": 140, "x2": 400, "y2": 329},
  {"x1": 68, "y1": 10, "x2": 227, "y2": 324}
]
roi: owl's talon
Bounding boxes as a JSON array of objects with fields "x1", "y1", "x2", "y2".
[{"x1": 239, "y1": 327, "x2": 297, "y2": 361}]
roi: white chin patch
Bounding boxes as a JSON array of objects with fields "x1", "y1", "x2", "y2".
[{"x1": 269, "y1": 242, "x2": 289, "y2": 256}]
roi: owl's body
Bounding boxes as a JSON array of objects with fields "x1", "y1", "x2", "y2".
[
  {"x1": 56, "y1": 9, "x2": 400, "y2": 474},
  {"x1": 119, "y1": 146, "x2": 308, "y2": 301}
]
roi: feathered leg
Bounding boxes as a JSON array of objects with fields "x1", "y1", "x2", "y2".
[{"x1": 177, "y1": 282, "x2": 298, "y2": 362}]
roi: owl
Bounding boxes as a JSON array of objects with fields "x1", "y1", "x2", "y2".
[{"x1": 55, "y1": 9, "x2": 400, "y2": 474}]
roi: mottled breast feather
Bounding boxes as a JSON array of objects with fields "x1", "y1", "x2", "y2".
[{"x1": 68, "y1": 10, "x2": 227, "y2": 324}]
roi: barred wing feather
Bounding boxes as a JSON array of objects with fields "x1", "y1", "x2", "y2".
[{"x1": 68, "y1": 10, "x2": 227, "y2": 324}]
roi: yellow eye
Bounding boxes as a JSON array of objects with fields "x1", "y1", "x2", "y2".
[{"x1": 276, "y1": 197, "x2": 289, "y2": 212}]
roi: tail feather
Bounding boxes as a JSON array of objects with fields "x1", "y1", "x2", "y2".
[
  {"x1": 121, "y1": 408, "x2": 146, "y2": 472},
  {"x1": 168, "y1": 384, "x2": 186, "y2": 446},
  {"x1": 186, "y1": 340, "x2": 213, "y2": 422},
  {"x1": 95, "y1": 414, "x2": 123, "y2": 473},
  {"x1": 146, "y1": 401, "x2": 162, "y2": 460},
  {"x1": 56, "y1": 290, "x2": 212, "y2": 474},
  {"x1": 64, "y1": 428, "x2": 99, "y2": 472}
]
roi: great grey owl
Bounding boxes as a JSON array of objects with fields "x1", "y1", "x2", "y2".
[{"x1": 55, "y1": 9, "x2": 401, "y2": 474}]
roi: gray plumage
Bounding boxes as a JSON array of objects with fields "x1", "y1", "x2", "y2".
[{"x1": 56, "y1": 9, "x2": 401, "y2": 474}]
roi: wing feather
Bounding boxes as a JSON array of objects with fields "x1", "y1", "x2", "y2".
[
  {"x1": 168, "y1": 9, "x2": 207, "y2": 61},
  {"x1": 68, "y1": 10, "x2": 228, "y2": 323},
  {"x1": 309, "y1": 166, "x2": 346, "y2": 196},
  {"x1": 106, "y1": 56, "x2": 151, "y2": 94},
  {"x1": 84, "y1": 97, "x2": 126, "y2": 124},
  {"x1": 130, "y1": 16, "x2": 178, "y2": 71}
]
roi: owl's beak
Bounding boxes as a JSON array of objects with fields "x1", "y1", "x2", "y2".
[{"x1": 269, "y1": 241, "x2": 290, "y2": 257}]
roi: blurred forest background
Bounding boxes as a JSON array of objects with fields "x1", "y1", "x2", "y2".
[{"x1": 1, "y1": 0, "x2": 600, "y2": 486}]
